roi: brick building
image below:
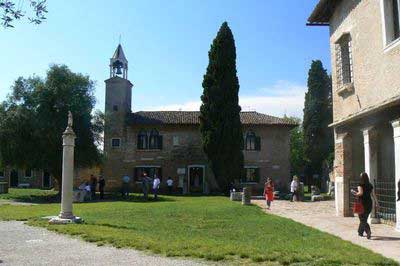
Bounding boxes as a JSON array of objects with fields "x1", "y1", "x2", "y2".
[
  {"x1": 103, "y1": 45, "x2": 296, "y2": 194},
  {"x1": 309, "y1": 0, "x2": 400, "y2": 230}
]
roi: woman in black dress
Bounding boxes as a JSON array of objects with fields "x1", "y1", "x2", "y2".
[{"x1": 351, "y1": 172, "x2": 379, "y2": 239}]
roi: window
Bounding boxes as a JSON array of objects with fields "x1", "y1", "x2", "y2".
[
  {"x1": 0, "y1": 170, "x2": 4, "y2": 177},
  {"x1": 111, "y1": 138, "x2": 121, "y2": 147},
  {"x1": 134, "y1": 167, "x2": 162, "y2": 181},
  {"x1": 113, "y1": 105, "x2": 119, "y2": 111},
  {"x1": 137, "y1": 130, "x2": 148, "y2": 150},
  {"x1": 245, "y1": 131, "x2": 261, "y2": 151},
  {"x1": 242, "y1": 167, "x2": 260, "y2": 183},
  {"x1": 382, "y1": 0, "x2": 400, "y2": 46},
  {"x1": 173, "y1": 136, "x2": 180, "y2": 146},
  {"x1": 149, "y1": 129, "x2": 162, "y2": 150},
  {"x1": 25, "y1": 169, "x2": 32, "y2": 178},
  {"x1": 335, "y1": 34, "x2": 353, "y2": 87}
]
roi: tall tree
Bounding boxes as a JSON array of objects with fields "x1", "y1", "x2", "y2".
[
  {"x1": 200, "y1": 22, "x2": 243, "y2": 192},
  {"x1": 283, "y1": 116, "x2": 305, "y2": 177},
  {"x1": 0, "y1": 65, "x2": 101, "y2": 189},
  {"x1": 303, "y1": 60, "x2": 333, "y2": 186},
  {"x1": 1, "y1": 0, "x2": 47, "y2": 28}
]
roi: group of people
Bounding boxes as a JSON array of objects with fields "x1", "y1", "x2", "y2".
[
  {"x1": 122, "y1": 173, "x2": 174, "y2": 200},
  {"x1": 78, "y1": 174, "x2": 106, "y2": 201}
]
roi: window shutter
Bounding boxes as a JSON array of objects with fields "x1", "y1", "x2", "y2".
[
  {"x1": 158, "y1": 135, "x2": 163, "y2": 150},
  {"x1": 255, "y1": 137, "x2": 261, "y2": 151}
]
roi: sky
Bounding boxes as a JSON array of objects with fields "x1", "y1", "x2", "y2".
[{"x1": 0, "y1": 0, "x2": 331, "y2": 118}]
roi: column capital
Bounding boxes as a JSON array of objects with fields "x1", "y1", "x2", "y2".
[{"x1": 392, "y1": 119, "x2": 400, "y2": 138}]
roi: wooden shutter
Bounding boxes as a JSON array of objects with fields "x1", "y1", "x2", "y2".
[{"x1": 255, "y1": 136, "x2": 261, "y2": 151}]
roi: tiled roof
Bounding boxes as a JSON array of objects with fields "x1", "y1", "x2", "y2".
[
  {"x1": 308, "y1": 0, "x2": 342, "y2": 24},
  {"x1": 128, "y1": 111, "x2": 297, "y2": 126}
]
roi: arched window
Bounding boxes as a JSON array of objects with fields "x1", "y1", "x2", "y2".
[
  {"x1": 149, "y1": 129, "x2": 162, "y2": 149},
  {"x1": 245, "y1": 131, "x2": 261, "y2": 151},
  {"x1": 137, "y1": 130, "x2": 148, "y2": 150}
]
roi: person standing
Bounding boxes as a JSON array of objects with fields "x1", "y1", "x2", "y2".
[
  {"x1": 98, "y1": 175, "x2": 105, "y2": 200},
  {"x1": 142, "y1": 172, "x2": 150, "y2": 201},
  {"x1": 290, "y1": 176, "x2": 299, "y2": 202},
  {"x1": 90, "y1": 174, "x2": 97, "y2": 200},
  {"x1": 153, "y1": 174, "x2": 161, "y2": 200},
  {"x1": 351, "y1": 172, "x2": 379, "y2": 239},
  {"x1": 263, "y1": 177, "x2": 274, "y2": 210},
  {"x1": 166, "y1": 177, "x2": 173, "y2": 194},
  {"x1": 122, "y1": 175, "x2": 130, "y2": 199}
]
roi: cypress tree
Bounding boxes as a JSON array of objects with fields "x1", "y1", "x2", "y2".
[
  {"x1": 200, "y1": 22, "x2": 244, "y2": 193},
  {"x1": 303, "y1": 60, "x2": 333, "y2": 187}
]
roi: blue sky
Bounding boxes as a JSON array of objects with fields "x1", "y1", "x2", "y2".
[{"x1": 0, "y1": 0, "x2": 330, "y2": 117}]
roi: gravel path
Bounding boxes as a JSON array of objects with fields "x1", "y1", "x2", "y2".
[
  {"x1": 253, "y1": 199, "x2": 400, "y2": 264},
  {"x1": 0, "y1": 221, "x2": 205, "y2": 266}
]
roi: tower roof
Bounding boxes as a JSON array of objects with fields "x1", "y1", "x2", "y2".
[{"x1": 112, "y1": 44, "x2": 127, "y2": 63}]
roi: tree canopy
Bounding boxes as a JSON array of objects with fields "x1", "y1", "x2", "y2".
[
  {"x1": 303, "y1": 60, "x2": 333, "y2": 181},
  {"x1": 1, "y1": 0, "x2": 47, "y2": 28},
  {"x1": 0, "y1": 64, "x2": 102, "y2": 188},
  {"x1": 200, "y1": 22, "x2": 244, "y2": 192}
]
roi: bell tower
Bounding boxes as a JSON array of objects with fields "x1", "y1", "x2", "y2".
[{"x1": 103, "y1": 44, "x2": 133, "y2": 190}]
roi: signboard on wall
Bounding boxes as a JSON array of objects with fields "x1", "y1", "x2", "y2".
[{"x1": 177, "y1": 168, "x2": 186, "y2": 175}]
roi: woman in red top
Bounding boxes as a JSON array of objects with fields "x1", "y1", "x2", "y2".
[{"x1": 263, "y1": 177, "x2": 274, "y2": 210}]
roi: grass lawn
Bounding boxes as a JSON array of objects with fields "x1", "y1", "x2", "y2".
[{"x1": 0, "y1": 190, "x2": 395, "y2": 265}]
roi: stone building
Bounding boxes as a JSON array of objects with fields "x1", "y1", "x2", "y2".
[
  {"x1": 0, "y1": 168, "x2": 53, "y2": 189},
  {"x1": 308, "y1": 0, "x2": 400, "y2": 230},
  {"x1": 103, "y1": 44, "x2": 296, "y2": 194}
]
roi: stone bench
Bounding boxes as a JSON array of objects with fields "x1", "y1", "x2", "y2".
[
  {"x1": 311, "y1": 194, "x2": 324, "y2": 202},
  {"x1": 17, "y1": 183, "x2": 31, "y2": 188}
]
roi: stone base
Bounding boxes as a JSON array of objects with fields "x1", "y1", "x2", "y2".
[
  {"x1": 47, "y1": 216, "x2": 83, "y2": 224},
  {"x1": 369, "y1": 217, "x2": 381, "y2": 224}
]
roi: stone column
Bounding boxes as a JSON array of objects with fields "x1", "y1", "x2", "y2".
[
  {"x1": 59, "y1": 125, "x2": 76, "y2": 219},
  {"x1": 391, "y1": 119, "x2": 400, "y2": 232},
  {"x1": 334, "y1": 131, "x2": 353, "y2": 217},
  {"x1": 362, "y1": 127, "x2": 380, "y2": 224}
]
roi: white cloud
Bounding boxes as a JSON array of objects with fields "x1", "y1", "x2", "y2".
[{"x1": 142, "y1": 80, "x2": 306, "y2": 118}]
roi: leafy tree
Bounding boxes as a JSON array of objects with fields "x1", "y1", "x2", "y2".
[
  {"x1": 200, "y1": 22, "x2": 244, "y2": 193},
  {"x1": 284, "y1": 116, "x2": 305, "y2": 177},
  {"x1": 0, "y1": 65, "x2": 101, "y2": 190},
  {"x1": 1, "y1": 0, "x2": 47, "y2": 28},
  {"x1": 303, "y1": 60, "x2": 333, "y2": 187}
]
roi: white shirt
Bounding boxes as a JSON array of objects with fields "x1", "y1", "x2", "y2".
[
  {"x1": 167, "y1": 179, "x2": 173, "y2": 186},
  {"x1": 153, "y1": 178, "x2": 161, "y2": 189},
  {"x1": 84, "y1": 185, "x2": 91, "y2": 192},
  {"x1": 290, "y1": 180, "x2": 298, "y2": 193}
]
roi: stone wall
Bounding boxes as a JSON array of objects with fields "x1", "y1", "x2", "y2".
[{"x1": 329, "y1": 0, "x2": 400, "y2": 124}]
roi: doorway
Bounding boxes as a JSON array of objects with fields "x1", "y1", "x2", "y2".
[
  {"x1": 188, "y1": 165, "x2": 205, "y2": 194},
  {"x1": 42, "y1": 172, "x2": 51, "y2": 188},
  {"x1": 10, "y1": 169, "x2": 18, "y2": 187}
]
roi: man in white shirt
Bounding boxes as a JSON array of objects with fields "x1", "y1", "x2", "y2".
[
  {"x1": 290, "y1": 176, "x2": 299, "y2": 202},
  {"x1": 153, "y1": 175, "x2": 161, "y2": 200},
  {"x1": 166, "y1": 177, "x2": 173, "y2": 194}
]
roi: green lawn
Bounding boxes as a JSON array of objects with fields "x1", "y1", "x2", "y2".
[{"x1": 0, "y1": 190, "x2": 395, "y2": 265}]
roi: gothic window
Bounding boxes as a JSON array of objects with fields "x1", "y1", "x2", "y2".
[
  {"x1": 335, "y1": 34, "x2": 353, "y2": 87},
  {"x1": 137, "y1": 130, "x2": 148, "y2": 150},
  {"x1": 245, "y1": 131, "x2": 261, "y2": 151},
  {"x1": 149, "y1": 129, "x2": 163, "y2": 150}
]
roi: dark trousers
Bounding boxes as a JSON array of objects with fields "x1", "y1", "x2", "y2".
[
  {"x1": 290, "y1": 191, "x2": 298, "y2": 202},
  {"x1": 168, "y1": 186, "x2": 172, "y2": 194},
  {"x1": 91, "y1": 187, "x2": 96, "y2": 200},
  {"x1": 99, "y1": 188, "x2": 104, "y2": 199},
  {"x1": 358, "y1": 204, "x2": 372, "y2": 236},
  {"x1": 153, "y1": 188, "x2": 158, "y2": 200}
]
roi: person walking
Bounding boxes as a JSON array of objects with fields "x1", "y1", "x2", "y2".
[
  {"x1": 142, "y1": 172, "x2": 150, "y2": 201},
  {"x1": 290, "y1": 176, "x2": 299, "y2": 202},
  {"x1": 351, "y1": 172, "x2": 379, "y2": 239},
  {"x1": 98, "y1": 175, "x2": 105, "y2": 200},
  {"x1": 153, "y1": 174, "x2": 161, "y2": 200},
  {"x1": 90, "y1": 174, "x2": 97, "y2": 200},
  {"x1": 122, "y1": 175, "x2": 130, "y2": 199},
  {"x1": 166, "y1": 177, "x2": 173, "y2": 194},
  {"x1": 263, "y1": 177, "x2": 274, "y2": 210}
]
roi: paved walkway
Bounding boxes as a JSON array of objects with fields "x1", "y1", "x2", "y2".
[
  {"x1": 0, "y1": 221, "x2": 205, "y2": 266},
  {"x1": 253, "y1": 199, "x2": 400, "y2": 263}
]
